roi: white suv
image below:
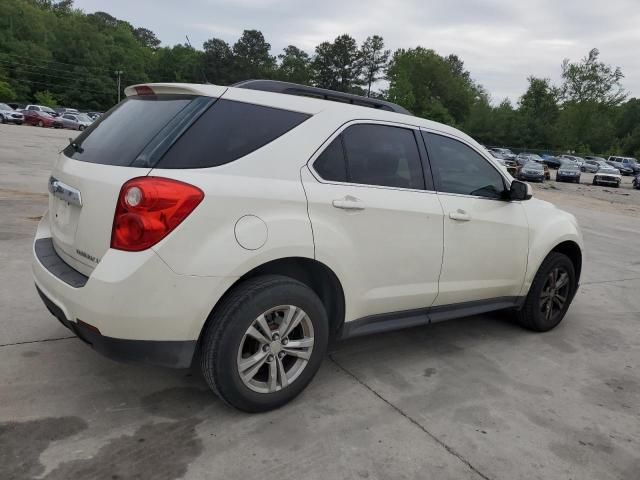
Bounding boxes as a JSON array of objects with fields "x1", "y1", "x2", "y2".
[{"x1": 32, "y1": 81, "x2": 583, "y2": 412}]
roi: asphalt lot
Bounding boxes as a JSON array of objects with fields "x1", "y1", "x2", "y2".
[{"x1": 1, "y1": 123, "x2": 639, "y2": 480}]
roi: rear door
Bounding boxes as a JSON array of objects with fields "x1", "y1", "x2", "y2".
[
  {"x1": 47, "y1": 92, "x2": 220, "y2": 276},
  {"x1": 302, "y1": 122, "x2": 444, "y2": 322}
]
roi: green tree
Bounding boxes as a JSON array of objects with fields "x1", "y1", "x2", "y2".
[
  {"x1": 518, "y1": 77, "x2": 560, "y2": 148},
  {"x1": 202, "y1": 38, "x2": 234, "y2": 84},
  {"x1": 232, "y1": 30, "x2": 276, "y2": 81},
  {"x1": 34, "y1": 89, "x2": 57, "y2": 106},
  {"x1": 311, "y1": 34, "x2": 362, "y2": 92},
  {"x1": 133, "y1": 27, "x2": 160, "y2": 49},
  {"x1": 387, "y1": 47, "x2": 479, "y2": 124},
  {"x1": 359, "y1": 35, "x2": 389, "y2": 96},
  {"x1": 277, "y1": 45, "x2": 311, "y2": 84},
  {"x1": 561, "y1": 48, "x2": 626, "y2": 106}
]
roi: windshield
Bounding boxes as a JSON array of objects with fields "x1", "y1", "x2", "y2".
[
  {"x1": 560, "y1": 163, "x2": 579, "y2": 170},
  {"x1": 42, "y1": 106, "x2": 56, "y2": 114},
  {"x1": 77, "y1": 113, "x2": 92, "y2": 122},
  {"x1": 0, "y1": 103, "x2": 10, "y2": 110},
  {"x1": 526, "y1": 162, "x2": 543, "y2": 170},
  {"x1": 40, "y1": 111, "x2": 53, "y2": 118}
]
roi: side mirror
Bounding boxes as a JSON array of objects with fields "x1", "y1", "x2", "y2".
[{"x1": 509, "y1": 180, "x2": 532, "y2": 201}]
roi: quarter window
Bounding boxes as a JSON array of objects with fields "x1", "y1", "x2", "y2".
[
  {"x1": 423, "y1": 132, "x2": 505, "y2": 199},
  {"x1": 314, "y1": 137, "x2": 347, "y2": 182}
]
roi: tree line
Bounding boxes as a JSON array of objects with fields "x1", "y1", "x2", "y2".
[{"x1": 1, "y1": 0, "x2": 638, "y2": 158}]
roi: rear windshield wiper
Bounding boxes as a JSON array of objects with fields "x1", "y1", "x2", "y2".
[{"x1": 67, "y1": 137, "x2": 84, "y2": 153}]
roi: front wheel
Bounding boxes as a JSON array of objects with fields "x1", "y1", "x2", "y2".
[
  {"x1": 78, "y1": 125, "x2": 85, "y2": 131},
  {"x1": 516, "y1": 252, "x2": 576, "y2": 332},
  {"x1": 200, "y1": 275, "x2": 328, "y2": 412}
]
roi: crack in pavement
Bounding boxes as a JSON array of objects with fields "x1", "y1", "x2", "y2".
[
  {"x1": 329, "y1": 354, "x2": 494, "y2": 480},
  {"x1": 0, "y1": 336, "x2": 75, "y2": 348}
]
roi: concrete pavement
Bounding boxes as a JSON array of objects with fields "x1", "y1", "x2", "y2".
[{"x1": 1, "y1": 124, "x2": 638, "y2": 480}]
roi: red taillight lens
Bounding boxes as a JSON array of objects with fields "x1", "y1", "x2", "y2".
[{"x1": 111, "y1": 177, "x2": 204, "y2": 251}]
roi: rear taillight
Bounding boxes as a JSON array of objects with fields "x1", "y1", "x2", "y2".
[{"x1": 111, "y1": 177, "x2": 204, "y2": 251}]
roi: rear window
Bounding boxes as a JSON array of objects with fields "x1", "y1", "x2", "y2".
[
  {"x1": 64, "y1": 95, "x2": 195, "y2": 166},
  {"x1": 156, "y1": 99, "x2": 310, "y2": 168},
  {"x1": 64, "y1": 96, "x2": 309, "y2": 169}
]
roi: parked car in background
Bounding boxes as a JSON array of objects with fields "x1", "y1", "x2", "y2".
[
  {"x1": 559, "y1": 154, "x2": 585, "y2": 167},
  {"x1": 543, "y1": 156, "x2": 563, "y2": 169},
  {"x1": 0, "y1": 102, "x2": 24, "y2": 124},
  {"x1": 633, "y1": 174, "x2": 640, "y2": 190},
  {"x1": 55, "y1": 107, "x2": 80, "y2": 115},
  {"x1": 580, "y1": 155, "x2": 607, "y2": 173},
  {"x1": 556, "y1": 162, "x2": 581, "y2": 183},
  {"x1": 59, "y1": 112, "x2": 93, "y2": 130},
  {"x1": 86, "y1": 111, "x2": 103, "y2": 120},
  {"x1": 606, "y1": 160, "x2": 634, "y2": 176},
  {"x1": 593, "y1": 166, "x2": 622, "y2": 187},
  {"x1": 517, "y1": 153, "x2": 545, "y2": 164},
  {"x1": 25, "y1": 104, "x2": 59, "y2": 116},
  {"x1": 22, "y1": 109, "x2": 63, "y2": 128},
  {"x1": 619, "y1": 157, "x2": 640, "y2": 174},
  {"x1": 489, "y1": 147, "x2": 516, "y2": 160},
  {"x1": 518, "y1": 161, "x2": 546, "y2": 182}
]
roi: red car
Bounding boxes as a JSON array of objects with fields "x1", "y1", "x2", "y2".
[{"x1": 22, "y1": 110, "x2": 63, "y2": 128}]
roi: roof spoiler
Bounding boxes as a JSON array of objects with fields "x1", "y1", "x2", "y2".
[{"x1": 232, "y1": 79, "x2": 412, "y2": 116}]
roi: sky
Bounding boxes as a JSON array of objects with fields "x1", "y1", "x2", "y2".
[{"x1": 73, "y1": 0, "x2": 639, "y2": 103}]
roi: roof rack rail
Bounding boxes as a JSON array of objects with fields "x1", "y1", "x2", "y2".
[{"x1": 232, "y1": 79, "x2": 412, "y2": 116}]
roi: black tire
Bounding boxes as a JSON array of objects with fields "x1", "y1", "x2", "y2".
[
  {"x1": 0, "y1": 115, "x2": 6, "y2": 124},
  {"x1": 592, "y1": 178, "x2": 597, "y2": 186},
  {"x1": 516, "y1": 252, "x2": 576, "y2": 332},
  {"x1": 79, "y1": 125, "x2": 85, "y2": 131},
  {"x1": 200, "y1": 275, "x2": 329, "y2": 412},
  {"x1": 38, "y1": 120, "x2": 44, "y2": 127},
  {"x1": 615, "y1": 182, "x2": 620, "y2": 188}
]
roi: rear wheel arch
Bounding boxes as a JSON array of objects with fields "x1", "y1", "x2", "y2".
[{"x1": 196, "y1": 257, "x2": 346, "y2": 355}]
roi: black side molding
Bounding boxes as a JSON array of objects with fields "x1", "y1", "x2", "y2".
[
  {"x1": 340, "y1": 296, "x2": 524, "y2": 339},
  {"x1": 36, "y1": 285, "x2": 196, "y2": 368},
  {"x1": 35, "y1": 237, "x2": 88, "y2": 288}
]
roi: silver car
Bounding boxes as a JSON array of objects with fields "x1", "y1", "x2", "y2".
[
  {"x1": 59, "y1": 113, "x2": 93, "y2": 131},
  {"x1": 0, "y1": 103, "x2": 24, "y2": 125}
]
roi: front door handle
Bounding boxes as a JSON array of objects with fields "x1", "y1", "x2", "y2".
[
  {"x1": 332, "y1": 196, "x2": 365, "y2": 211},
  {"x1": 449, "y1": 209, "x2": 471, "y2": 221}
]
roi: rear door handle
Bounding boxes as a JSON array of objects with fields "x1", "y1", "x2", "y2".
[
  {"x1": 332, "y1": 196, "x2": 365, "y2": 211},
  {"x1": 449, "y1": 209, "x2": 471, "y2": 221}
]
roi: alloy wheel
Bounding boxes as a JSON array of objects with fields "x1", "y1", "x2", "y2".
[
  {"x1": 236, "y1": 305, "x2": 314, "y2": 394},
  {"x1": 539, "y1": 267, "x2": 570, "y2": 322}
]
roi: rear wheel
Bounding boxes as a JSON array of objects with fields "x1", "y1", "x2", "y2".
[
  {"x1": 516, "y1": 252, "x2": 576, "y2": 332},
  {"x1": 37, "y1": 120, "x2": 44, "y2": 127},
  {"x1": 200, "y1": 275, "x2": 328, "y2": 412}
]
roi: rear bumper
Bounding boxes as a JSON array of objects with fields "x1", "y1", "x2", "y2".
[
  {"x1": 36, "y1": 285, "x2": 195, "y2": 368},
  {"x1": 32, "y1": 211, "x2": 236, "y2": 367}
]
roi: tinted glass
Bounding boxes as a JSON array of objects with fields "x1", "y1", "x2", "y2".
[
  {"x1": 314, "y1": 137, "x2": 347, "y2": 182},
  {"x1": 64, "y1": 95, "x2": 193, "y2": 166},
  {"x1": 158, "y1": 99, "x2": 310, "y2": 168},
  {"x1": 424, "y1": 133, "x2": 505, "y2": 199},
  {"x1": 341, "y1": 124, "x2": 424, "y2": 189}
]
